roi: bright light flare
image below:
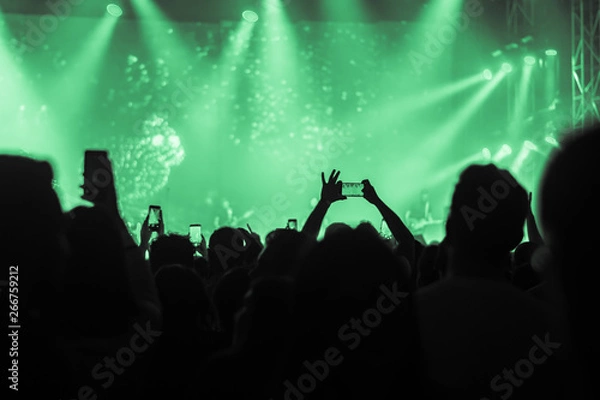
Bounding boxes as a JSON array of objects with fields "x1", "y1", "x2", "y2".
[
  {"x1": 524, "y1": 140, "x2": 538, "y2": 151},
  {"x1": 545, "y1": 136, "x2": 559, "y2": 147},
  {"x1": 524, "y1": 56, "x2": 536, "y2": 66},
  {"x1": 107, "y1": 4, "x2": 123, "y2": 17},
  {"x1": 493, "y1": 144, "x2": 513, "y2": 162},
  {"x1": 481, "y1": 147, "x2": 492, "y2": 160},
  {"x1": 242, "y1": 10, "x2": 259, "y2": 23}
]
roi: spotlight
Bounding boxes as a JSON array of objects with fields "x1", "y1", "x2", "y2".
[
  {"x1": 520, "y1": 35, "x2": 534, "y2": 44},
  {"x1": 493, "y1": 144, "x2": 513, "y2": 162},
  {"x1": 524, "y1": 56, "x2": 536, "y2": 66},
  {"x1": 242, "y1": 10, "x2": 259, "y2": 23},
  {"x1": 106, "y1": 4, "x2": 123, "y2": 17},
  {"x1": 545, "y1": 136, "x2": 559, "y2": 147},
  {"x1": 481, "y1": 148, "x2": 492, "y2": 160},
  {"x1": 501, "y1": 63, "x2": 513, "y2": 73},
  {"x1": 482, "y1": 69, "x2": 493, "y2": 80},
  {"x1": 545, "y1": 49, "x2": 558, "y2": 56},
  {"x1": 524, "y1": 140, "x2": 538, "y2": 151}
]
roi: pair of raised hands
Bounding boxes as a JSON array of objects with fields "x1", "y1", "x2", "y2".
[
  {"x1": 320, "y1": 169, "x2": 381, "y2": 205},
  {"x1": 138, "y1": 211, "x2": 210, "y2": 256}
]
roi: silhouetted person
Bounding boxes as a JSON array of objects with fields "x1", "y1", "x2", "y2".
[
  {"x1": 60, "y1": 206, "x2": 145, "y2": 400},
  {"x1": 188, "y1": 276, "x2": 295, "y2": 400},
  {"x1": 149, "y1": 233, "x2": 195, "y2": 275},
  {"x1": 1, "y1": 155, "x2": 69, "y2": 398},
  {"x1": 416, "y1": 243, "x2": 441, "y2": 288},
  {"x1": 251, "y1": 228, "x2": 315, "y2": 279},
  {"x1": 415, "y1": 164, "x2": 568, "y2": 399},
  {"x1": 212, "y1": 266, "x2": 251, "y2": 346},
  {"x1": 512, "y1": 241, "x2": 542, "y2": 291},
  {"x1": 538, "y1": 125, "x2": 600, "y2": 397},
  {"x1": 206, "y1": 227, "x2": 261, "y2": 294},
  {"x1": 273, "y1": 223, "x2": 418, "y2": 399},
  {"x1": 142, "y1": 264, "x2": 221, "y2": 400}
]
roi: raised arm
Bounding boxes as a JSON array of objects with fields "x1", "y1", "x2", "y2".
[
  {"x1": 362, "y1": 179, "x2": 416, "y2": 267},
  {"x1": 527, "y1": 192, "x2": 544, "y2": 245},
  {"x1": 301, "y1": 169, "x2": 346, "y2": 240},
  {"x1": 88, "y1": 153, "x2": 162, "y2": 326}
]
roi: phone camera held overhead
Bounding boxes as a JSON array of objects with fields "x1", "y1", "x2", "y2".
[
  {"x1": 342, "y1": 182, "x2": 364, "y2": 197},
  {"x1": 286, "y1": 219, "x2": 298, "y2": 230},
  {"x1": 148, "y1": 205, "x2": 161, "y2": 231}
]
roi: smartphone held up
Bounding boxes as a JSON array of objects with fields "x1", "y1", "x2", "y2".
[
  {"x1": 341, "y1": 182, "x2": 364, "y2": 197},
  {"x1": 189, "y1": 224, "x2": 202, "y2": 244},
  {"x1": 286, "y1": 219, "x2": 298, "y2": 230},
  {"x1": 81, "y1": 149, "x2": 112, "y2": 202},
  {"x1": 148, "y1": 205, "x2": 162, "y2": 232}
]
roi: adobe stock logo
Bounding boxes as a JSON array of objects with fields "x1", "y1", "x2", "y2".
[
  {"x1": 277, "y1": 281, "x2": 408, "y2": 400},
  {"x1": 408, "y1": 0, "x2": 485, "y2": 75},
  {"x1": 60, "y1": 320, "x2": 162, "y2": 400},
  {"x1": 22, "y1": 0, "x2": 86, "y2": 51},
  {"x1": 481, "y1": 333, "x2": 561, "y2": 400},
  {"x1": 460, "y1": 170, "x2": 521, "y2": 231},
  {"x1": 81, "y1": 153, "x2": 114, "y2": 203}
]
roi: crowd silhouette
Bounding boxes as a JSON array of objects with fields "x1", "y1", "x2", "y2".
[{"x1": 1, "y1": 124, "x2": 598, "y2": 399}]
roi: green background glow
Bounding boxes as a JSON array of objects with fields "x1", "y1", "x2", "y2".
[{"x1": 0, "y1": 1, "x2": 571, "y2": 242}]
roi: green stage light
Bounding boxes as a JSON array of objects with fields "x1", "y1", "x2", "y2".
[
  {"x1": 482, "y1": 148, "x2": 492, "y2": 160},
  {"x1": 493, "y1": 144, "x2": 512, "y2": 162},
  {"x1": 545, "y1": 49, "x2": 558, "y2": 56},
  {"x1": 524, "y1": 56, "x2": 536, "y2": 66},
  {"x1": 501, "y1": 63, "x2": 513, "y2": 73},
  {"x1": 521, "y1": 35, "x2": 534, "y2": 44},
  {"x1": 524, "y1": 140, "x2": 538, "y2": 151},
  {"x1": 482, "y1": 69, "x2": 493, "y2": 80},
  {"x1": 242, "y1": 10, "x2": 259, "y2": 23},
  {"x1": 107, "y1": 4, "x2": 123, "y2": 17},
  {"x1": 545, "y1": 136, "x2": 559, "y2": 147}
]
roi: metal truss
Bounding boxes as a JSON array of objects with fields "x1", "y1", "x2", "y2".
[{"x1": 571, "y1": 0, "x2": 600, "y2": 130}]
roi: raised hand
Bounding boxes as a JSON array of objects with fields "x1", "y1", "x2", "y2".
[
  {"x1": 361, "y1": 179, "x2": 381, "y2": 205},
  {"x1": 83, "y1": 152, "x2": 119, "y2": 215},
  {"x1": 238, "y1": 227, "x2": 263, "y2": 252},
  {"x1": 195, "y1": 234, "x2": 207, "y2": 257},
  {"x1": 321, "y1": 169, "x2": 346, "y2": 204},
  {"x1": 526, "y1": 191, "x2": 544, "y2": 245},
  {"x1": 140, "y1": 214, "x2": 152, "y2": 250},
  {"x1": 157, "y1": 209, "x2": 165, "y2": 236},
  {"x1": 528, "y1": 192, "x2": 534, "y2": 212}
]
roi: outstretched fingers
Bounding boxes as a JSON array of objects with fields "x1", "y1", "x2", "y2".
[
  {"x1": 329, "y1": 170, "x2": 336, "y2": 183},
  {"x1": 333, "y1": 169, "x2": 341, "y2": 183}
]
